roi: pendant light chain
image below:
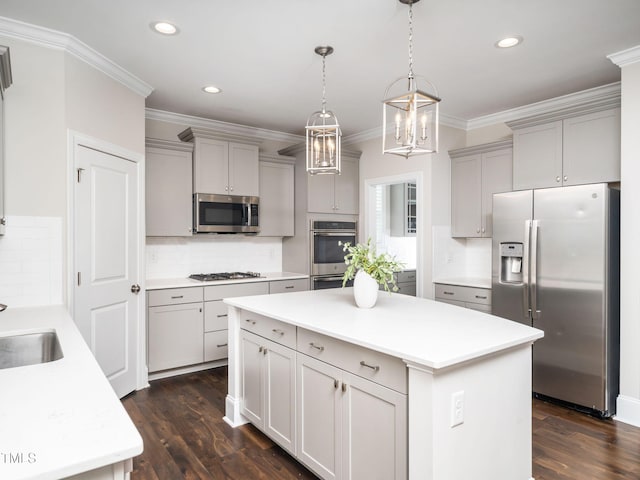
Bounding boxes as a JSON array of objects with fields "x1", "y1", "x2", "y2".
[
  {"x1": 321, "y1": 53, "x2": 327, "y2": 114},
  {"x1": 408, "y1": 1, "x2": 414, "y2": 79}
]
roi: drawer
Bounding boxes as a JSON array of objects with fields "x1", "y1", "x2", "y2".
[
  {"x1": 239, "y1": 310, "x2": 296, "y2": 350},
  {"x1": 436, "y1": 298, "x2": 466, "y2": 308},
  {"x1": 204, "y1": 300, "x2": 229, "y2": 332},
  {"x1": 466, "y1": 302, "x2": 491, "y2": 313},
  {"x1": 297, "y1": 328, "x2": 407, "y2": 394},
  {"x1": 434, "y1": 284, "x2": 491, "y2": 305},
  {"x1": 205, "y1": 282, "x2": 269, "y2": 301},
  {"x1": 269, "y1": 278, "x2": 309, "y2": 294},
  {"x1": 148, "y1": 287, "x2": 203, "y2": 306},
  {"x1": 396, "y1": 282, "x2": 416, "y2": 296},
  {"x1": 397, "y1": 270, "x2": 416, "y2": 283},
  {"x1": 204, "y1": 330, "x2": 228, "y2": 362}
]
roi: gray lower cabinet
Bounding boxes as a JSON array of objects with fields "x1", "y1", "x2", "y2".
[
  {"x1": 237, "y1": 310, "x2": 408, "y2": 480},
  {"x1": 395, "y1": 270, "x2": 416, "y2": 296},
  {"x1": 434, "y1": 283, "x2": 491, "y2": 312},
  {"x1": 147, "y1": 279, "x2": 307, "y2": 374},
  {"x1": 240, "y1": 329, "x2": 296, "y2": 455}
]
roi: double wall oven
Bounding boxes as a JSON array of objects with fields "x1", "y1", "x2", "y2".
[{"x1": 310, "y1": 220, "x2": 357, "y2": 290}]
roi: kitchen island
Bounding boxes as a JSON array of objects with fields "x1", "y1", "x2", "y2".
[
  {"x1": 224, "y1": 288, "x2": 543, "y2": 480},
  {"x1": 0, "y1": 306, "x2": 142, "y2": 480}
]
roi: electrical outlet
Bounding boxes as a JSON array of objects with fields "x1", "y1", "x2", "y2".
[
  {"x1": 445, "y1": 253, "x2": 454, "y2": 264},
  {"x1": 451, "y1": 390, "x2": 464, "y2": 427}
]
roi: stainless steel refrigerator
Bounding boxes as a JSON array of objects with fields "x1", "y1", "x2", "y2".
[{"x1": 492, "y1": 183, "x2": 620, "y2": 416}]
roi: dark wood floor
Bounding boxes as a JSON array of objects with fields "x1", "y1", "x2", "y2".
[{"x1": 122, "y1": 368, "x2": 640, "y2": 480}]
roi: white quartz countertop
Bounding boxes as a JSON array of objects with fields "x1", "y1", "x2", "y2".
[
  {"x1": 225, "y1": 288, "x2": 542, "y2": 370},
  {"x1": 433, "y1": 277, "x2": 492, "y2": 289},
  {"x1": 0, "y1": 306, "x2": 142, "y2": 480},
  {"x1": 146, "y1": 271, "x2": 308, "y2": 290}
]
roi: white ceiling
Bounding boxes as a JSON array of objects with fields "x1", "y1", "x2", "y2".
[{"x1": 1, "y1": 0, "x2": 639, "y2": 137}]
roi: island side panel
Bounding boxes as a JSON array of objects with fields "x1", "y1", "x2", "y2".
[
  {"x1": 407, "y1": 344, "x2": 534, "y2": 480},
  {"x1": 224, "y1": 305, "x2": 249, "y2": 427}
]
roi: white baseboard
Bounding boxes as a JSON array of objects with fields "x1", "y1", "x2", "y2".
[
  {"x1": 147, "y1": 359, "x2": 227, "y2": 381},
  {"x1": 614, "y1": 394, "x2": 640, "y2": 427}
]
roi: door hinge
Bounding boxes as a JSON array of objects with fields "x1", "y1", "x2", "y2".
[
  {"x1": 77, "y1": 272, "x2": 81, "y2": 286},
  {"x1": 77, "y1": 167, "x2": 85, "y2": 183}
]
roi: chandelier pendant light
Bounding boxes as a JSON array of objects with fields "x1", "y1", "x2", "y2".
[
  {"x1": 306, "y1": 46, "x2": 342, "y2": 175},
  {"x1": 382, "y1": 0, "x2": 441, "y2": 158}
]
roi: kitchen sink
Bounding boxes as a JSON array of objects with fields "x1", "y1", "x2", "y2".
[{"x1": 0, "y1": 330, "x2": 64, "y2": 369}]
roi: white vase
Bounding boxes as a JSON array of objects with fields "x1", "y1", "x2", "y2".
[{"x1": 353, "y1": 270, "x2": 379, "y2": 308}]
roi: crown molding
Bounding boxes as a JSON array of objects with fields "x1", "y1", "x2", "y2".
[
  {"x1": 607, "y1": 45, "x2": 640, "y2": 67},
  {"x1": 145, "y1": 137, "x2": 193, "y2": 152},
  {"x1": 0, "y1": 16, "x2": 153, "y2": 98},
  {"x1": 146, "y1": 108, "x2": 304, "y2": 145},
  {"x1": 448, "y1": 139, "x2": 512, "y2": 159},
  {"x1": 259, "y1": 152, "x2": 296, "y2": 165}
]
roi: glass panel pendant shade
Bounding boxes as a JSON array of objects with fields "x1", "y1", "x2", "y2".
[
  {"x1": 382, "y1": 75, "x2": 440, "y2": 157},
  {"x1": 382, "y1": 0, "x2": 441, "y2": 158},
  {"x1": 306, "y1": 46, "x2": 341, "y2": 175}
]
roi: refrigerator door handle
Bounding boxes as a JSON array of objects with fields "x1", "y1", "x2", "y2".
[
  {"x1": 531, "y1": 219, "x2": 540, "y2": 319},
  {"x1": 523, "y1": 220, "x2": 531, "y2": 320}
]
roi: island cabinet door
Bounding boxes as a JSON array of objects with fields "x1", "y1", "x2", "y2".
[
  {"x1": 341, "y1": 372, "x2": 407, "y2": 480},
  {"x1": 240, "y1": 331, "x2": 264, "y2": 427},
  {"x1": 296, "y1": 353, "x2": 342, "y2": 480}
]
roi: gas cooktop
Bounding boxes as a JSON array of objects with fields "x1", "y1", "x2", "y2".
[{"x1": 188, "y1": 272, "x2": 263, "y2": 282}]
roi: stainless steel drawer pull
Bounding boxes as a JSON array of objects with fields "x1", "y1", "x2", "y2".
[
  {"x1": 245, "y1": 319, "x2": 256, "y2": 325},
  {"x1": 263, "y1": 347, "x2": 267, "y2": 355},
  {"x1": 334, "y1": 379, "x2": 339, "y2": 389},
  {"x1": 170, "y1": 295, "x2": 184, "y2": 299},
  {"x1": 217, "y1": 314, "x2": 228, "y2": 318},
  {"x1": 272, "y1": 329, "x2": 285, "y2": 336},
  {"x1": 443, "y1": 291, "x2": 454, "y2": 295},
  {"x1": 475, "y1": 295, "x2": 487, "y2": 299},
  {"x1": 309, "y1": 342, "x2": 325, "y2": 352},
  {"x1": 258, "y1": 346, "x2": 263, "y2": 353},
  {"x1": 342, "y1": 382, "x2": 347, "y2": 392},
  {"x1": 360, "y1": 361, "x2": 380, "y2": 372},
  {"x1": 217, "y1": 343, "x2": 228, "y2": 348},
  {"x1": 285, "y1": 285, "x2": 294, "y2": 289}
]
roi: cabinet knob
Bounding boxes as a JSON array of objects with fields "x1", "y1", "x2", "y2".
[
  {"x1": 481, "y1": 228, "x2": 485, "y2": 234},
  {"x1": 230, "y1": 186, "x2": 234, "y2": 191},
  {"x1": 476, "y1": 228, "x2": 480, "y2": 234},
  {"x1": 225, "y1": 186, "x2": 228, "y2": 191},
  {"x1": 556, "y1": 176, "x2": 561, "y2": 182},
  {"x1": 563, "y1": 175, "x2": 568, "y2": 182}
]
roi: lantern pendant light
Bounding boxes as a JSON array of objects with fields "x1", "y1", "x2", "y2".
[
  {"x1": 382, "y1": 0, "x2": 441, "y2": 158},
  {"x1": 306, "y1": 46, "x2": 342, "y2": 175}
]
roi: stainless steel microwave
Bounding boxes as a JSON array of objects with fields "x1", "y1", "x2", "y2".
[{"x1": 193, "y1": 193, "x2": 259, "y2": 234}]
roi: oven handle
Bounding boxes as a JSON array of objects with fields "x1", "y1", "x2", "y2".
[
  {"x1": 313, "y1": 276, "x2": 345, "y2": 282},
  {"x1": 312, "y1": 231, "x2": 357, "y2": 237}
]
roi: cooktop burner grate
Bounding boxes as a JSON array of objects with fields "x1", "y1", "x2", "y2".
[{"x1": 189, "y1": 272, "x2": 263, "y2": 282}]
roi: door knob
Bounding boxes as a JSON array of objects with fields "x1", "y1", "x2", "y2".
[{"x1": 131, "y1": 284, "x2": 141, "y2": 294}]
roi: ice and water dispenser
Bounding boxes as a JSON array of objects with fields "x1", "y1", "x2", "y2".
[{"x1": 499, "y1": 242, "x2": 524, "y2": 284}]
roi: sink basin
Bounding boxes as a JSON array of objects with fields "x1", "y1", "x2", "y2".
[{"x1": 0, "y1": 330, "x2": 64, "y2": 369}]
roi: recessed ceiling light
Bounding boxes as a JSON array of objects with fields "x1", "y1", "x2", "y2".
[
  {"x1": 495, "y1": 36, "x2": 523, "y2": 48},
  {"x1": 202, "y1": 85, "x2": 222, "y2": 94},
  {"x1": 151, "y1": 21, "x2": 178, "y2": 35}
]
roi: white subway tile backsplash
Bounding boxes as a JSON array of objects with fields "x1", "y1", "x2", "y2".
[
  {"x1": 432, "y1": 226, "x2": 492, "y2": 281},
  {"x1": 145, "y1": 236, "x2": 283, "y2": 279},
  {"x1": 0, "y1": 216, "x2": 63, "y2": 307}
]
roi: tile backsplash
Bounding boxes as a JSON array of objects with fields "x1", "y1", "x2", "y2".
[
  {"x1": 146, "y1": 236, "x2": 283, "y2": 279},
  {"x1": 0, "y1": 216, "x2": 63, "y2": 307},
  {"x1": 432, "y1": 225, "x2": 491, "y2": 280}
]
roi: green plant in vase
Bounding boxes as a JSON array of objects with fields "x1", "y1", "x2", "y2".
[{"x1": 340, "y1": 238, "x2": 404, "y2": 293}]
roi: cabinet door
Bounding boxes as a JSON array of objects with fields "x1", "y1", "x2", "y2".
[
  {"x1": 240, "y1": 330, "x2": 264, "y2": 428},
  {"x1": 148, "y1": 303, "x2": 203, "y2": 372},
  {"x1": 342, "y1": 372, "x2": 407, "y2": 480},
  {"x1": 512, "y1": 121, "x2": 563, "y2": 190},
  {"x1": 193, "y1": 138, "x2": 229, "y2": 194},
  {"x1": 308, "y1": 172, "x2": 336, "y2": 214},
  {"x1": 334, "y1": 158, "x2": 359, "y2": 214},
  {"x1": 451, "y1": 154, "x2": 481, "y2": 237},
  {"x1": 229, "y1": 143, "x2": 259, "y2": 196},
  {"x1": 259, "y1": 161, "x2": 294, "y2": 236},
  {"x1": 480, "y1": 148, "x2": 512, "y2": 237},
  {"x1": 264, "y1": 340, "x2": 296, "y2": 455},
  {"x1": 145, "y1": 147, "x2": 193, "y2": 237},
  {"x1": 562, "y1": 108, "x2": 621, "y2": 186},
  {"x1": 297, "y1": 353, "x2": 342, "y2": 480}
]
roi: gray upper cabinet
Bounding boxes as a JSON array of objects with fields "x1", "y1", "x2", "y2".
[
  {"x1": 450, "y1": 141, "x2": 512, "y2": 238},
  {"x1": 258, "y1": 155, "x2": 295, "y2": 237},
  {"x1": 308, "y1": 154, "x2": 359, "y2": 214},
  {"x1": 508, "y1": 103, "x2": 621, "y2": 191},
  {"x1": 145, "y1": 139, "x2": 194, "y2": 237},
  {"x1": 390, "y1": 183, "x2": 416, "y2": 237},
  {"x1": 178, "y1": 127, "x2": 261, "y2": 197},
  {"x1": 0, "y1": 45, "x2": 12, "y2": 236}
]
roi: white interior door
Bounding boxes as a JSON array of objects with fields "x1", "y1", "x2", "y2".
[{"x1": 74, "y1": 143, "x2": 139, "y2": 398}]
